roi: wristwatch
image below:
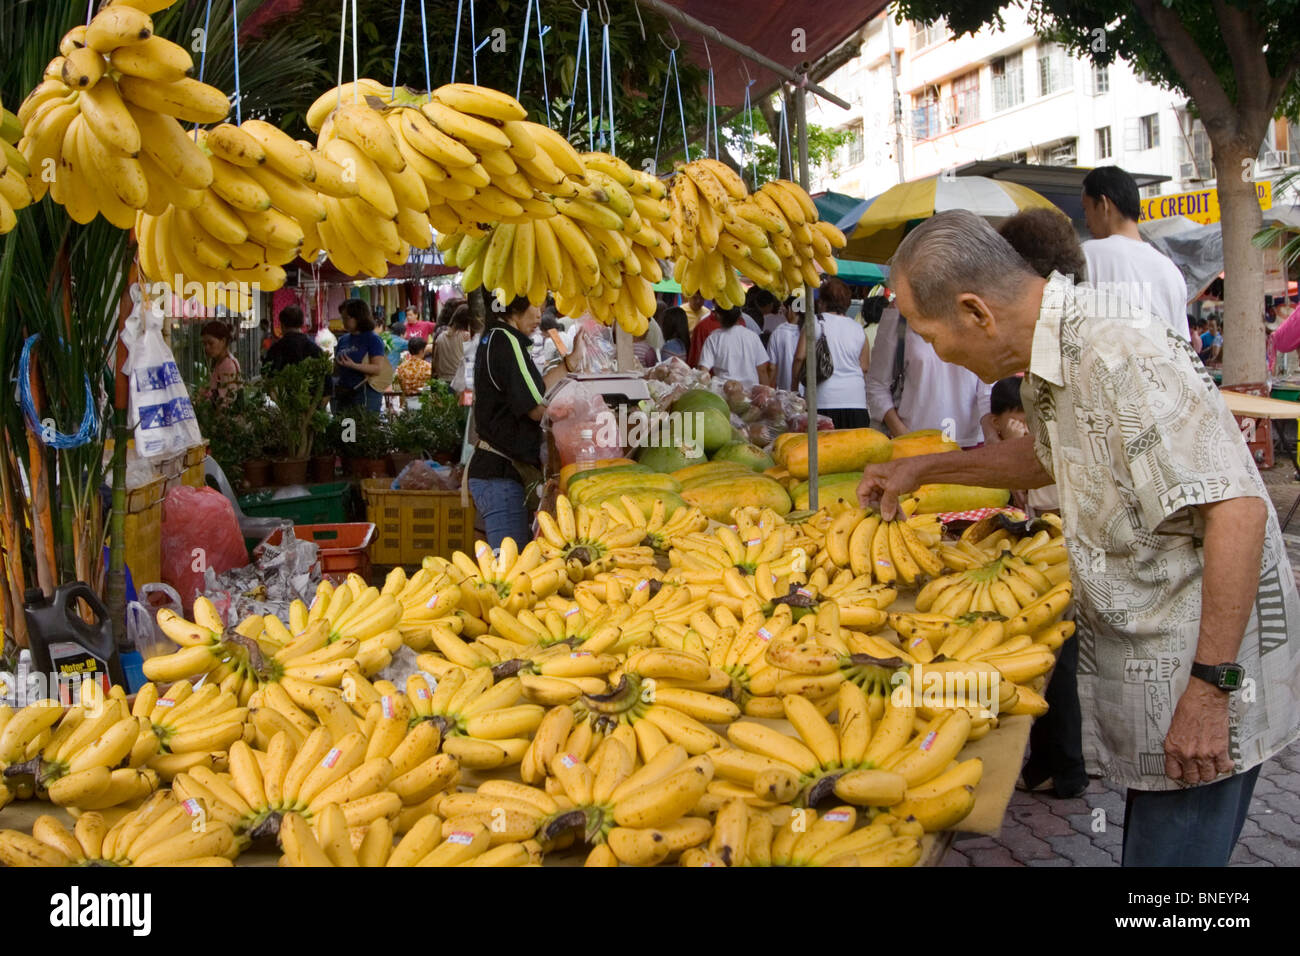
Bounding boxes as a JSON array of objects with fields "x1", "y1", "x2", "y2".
[{"x1": 1190, "y1": 661, "x2": 1246, "y2": 692}]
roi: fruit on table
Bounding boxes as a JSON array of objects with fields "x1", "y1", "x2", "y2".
[{"x1": 777, "y1": 428, "x2": 893, "y2": 480}]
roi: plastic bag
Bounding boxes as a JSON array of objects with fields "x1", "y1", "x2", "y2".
[
  {"x1": 395, "y1": 459, "x2": 439, "y2": 490},
  {"x1": 746, "y1": 421, "x2": 784, "y2": 447},
  {"x1": 575, "y1": 319, "x2": 618, "y2": 374},
  {"x1": 120, "y1": 285, "x2": 202, "y2": 458},
  {"x1": 131, "y1": 582, "x2": 185, "y2": 659},
  {"x1": 161, "y1": 486, "x2": 249, "y2": 613},
  {"x1": 547, "y1": 380, "x2": 623, "y2": 465},
  {"x1": 787, "y1": 413, "x2": 835, "y2": 433}
]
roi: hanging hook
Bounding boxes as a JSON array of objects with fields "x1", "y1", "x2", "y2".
[
  {"x1": 632, "y1": 1, "x2": 646, "y2": 40},
  {"x1": 657, "y1": 22, "x2": 680, "y2": 51},
  {"x1": 596, "y1": 0, "x2": 610, "y2": 25},
  {"x1": 571, "y1": 0, "x2": 589, "y2": 10},
  {"x1": 701, "y1": 36, "x2": 714, "y2": 71}
]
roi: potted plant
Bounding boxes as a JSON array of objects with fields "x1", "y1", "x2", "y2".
[
  {"x1": 309, "y1": 407, "x2": 336, "y2": 483},
  {"x1": 194, "y1": 380, "x2": 272, "y2": 489},
  {"x1": 261, "y1": 355, "x2": 332, "y2": 486},
  {"x1": 328, "y1": 409, "x2": 393, "y2": 478}
]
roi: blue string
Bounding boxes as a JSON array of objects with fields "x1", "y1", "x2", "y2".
[
  {"x1": 390, "y1": 0, "x2": 407, "y2": 98},
  {"x1": 602, "y1": 23, "x2": 615, "y2": 156},
  {"x1": 583, "y1": 11, "x2": 594, "y2": 151},
  {"x1": 515, "y1": 0, "x2": 533, "y2": 100},
  {"x1": 653, "y1": 49, "x2": 672, "y2": 173},
  {"x1": 193, "y1": 0, "x2": 214, "y2": 135},
  {"x1": 19, "y1": 336, "x2": 97, "y2": 450},
  {"x1": 674, "y1": 51, "x2": 690, "y2": 163},
  {"x1": 230, "y1": 0, "x2": 242, "y2": 124},
  {"x1": 451, "y1": 0, "x2": 463, "y2": 82},
  {"x1": 744, "y1": 80, "x2": 757, "y2": 188},
  {"x1": 535, "y1": 3, "x2": 550, "y2": 124},
  {"x1": 566, "y1": 9, "x2": 587, "y2": 140},
  {"x1": 419, "y1": 0, "x2": 431, "y2": 92},
  {"x1": 702, "y1": 70, "x2": 712, "y2": 160},
  {"x1": 711, "y1": 72, "x2": 720, "y2": 160},
  {"x1": 468, "y1": 0, "x2": 478, "y2": 84}
]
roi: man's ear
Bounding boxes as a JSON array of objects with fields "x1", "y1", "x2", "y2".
[{"x1": 956, "y1": 292, "x2": 995, "y2": 332}]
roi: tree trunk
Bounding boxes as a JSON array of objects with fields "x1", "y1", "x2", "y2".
[{"x1": 1213, "y1": 137, "x2": 1267, "y2": 387}]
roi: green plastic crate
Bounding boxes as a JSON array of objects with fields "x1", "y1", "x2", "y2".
[{"x1": 238, "y1": 481, "x2": 352, "y2": 526}]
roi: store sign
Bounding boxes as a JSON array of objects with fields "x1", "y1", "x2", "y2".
[{"x1": 1139, "y1": 181, "x2": 1272, "y2": 224}]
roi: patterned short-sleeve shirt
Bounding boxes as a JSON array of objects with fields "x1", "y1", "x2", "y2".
[{"x1": 1023, "y1": 273, "x2": 1300, "y2": 791}]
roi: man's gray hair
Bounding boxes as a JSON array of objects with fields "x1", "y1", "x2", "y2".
[{"x1": 890, "y1": 209, "x2": 1040, "y2": 319}]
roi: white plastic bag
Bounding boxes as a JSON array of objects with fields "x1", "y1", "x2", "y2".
[{"x1": 121, "y1": 284, "x2": 202, "y2": 457}]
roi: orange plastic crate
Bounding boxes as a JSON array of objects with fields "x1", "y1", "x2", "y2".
[
  {"x1": 255, "y1": 522, "x2": 376, "y2": 584},
  {"x1": 361, "y1": 478, "x2": 476, "y2": 566}
]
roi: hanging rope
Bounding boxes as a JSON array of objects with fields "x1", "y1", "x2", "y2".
[
  {"x1": 85, "y1": 0, "x2": 94, "y2": 26},
  {"x1": 390, "y1": 0, "x2": 407, "y2": 98},
  {"x1": 335, "y1": 0, "x2": 348, "y2": 108},
  {"x1": 743, "y1": 74, "x2": 757, "y2": 188},
  {"x1": 534, "y1": 2, "x2": 551, "y2": 123},
  {"x1": 230, "y1": 0, "x2": 243, "y2": 123},
  {"x1": 515, "y1": 0, "x2": 534, "y2": 100},
  {"x1": 652, "y1": 46, "x2": 690, "y2": 173},
  {"x1": 193, "y1": 0, "x2": 215, "y2": 135},
  {"x1": 19, "y1": 336, "x2": 98, "y2": 451},
  {"x1": 419, "y1": 0, "x2": 431, "y2": 93},
  {"x1": 601, "y1": 20, "x2": 615, "y2": 156},
  {"x1": 351, "y1": 0, "x2": 359, "y2": 98},
  {"x1": 468, "y1": 0, "x2": 479, "y2": 85},
  {"x1": 566, "y1": 7, "x2": 591, "y2": 146},
  {"x1": 451, "y1": 0, "x2": 464, "y2": 82}
]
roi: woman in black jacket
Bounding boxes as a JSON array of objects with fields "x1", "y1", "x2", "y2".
[{"x1": 468, "y1": 296, "x2": 582, "y2": 548}]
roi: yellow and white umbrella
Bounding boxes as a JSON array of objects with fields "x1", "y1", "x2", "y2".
[{"x1": 841, "y1": 175, "x2": 1058, "y2": 263}]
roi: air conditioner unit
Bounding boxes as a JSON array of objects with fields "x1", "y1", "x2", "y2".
[
  {"x1": 1178, "y1": 161, "x2": 1203, "y2": 181},
  {"x1": 1258, "y1": 149, "x2": 1285, "y2": 169}
]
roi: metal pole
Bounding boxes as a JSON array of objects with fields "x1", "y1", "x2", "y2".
[
  {"x1": 796, "y1": 81, "x2": 818, "y2": 512},
  {"x1": 633, "y1": 0, "x2": 852, "y2": 111},
  {"x1": 885, "y1": 9, "x2": 906, "y2": 183}
]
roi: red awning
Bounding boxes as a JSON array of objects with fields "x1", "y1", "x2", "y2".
[{"x1": 662, "y1": 0, "x2": 889, "y2": 105}]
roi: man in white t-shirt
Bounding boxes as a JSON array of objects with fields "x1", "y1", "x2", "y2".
[
  {"x1": 1080, "y1": 166, "x2": 1191, "y2": 341},
  {"x1": 699, "y1": 307, "x2": 772, "y2": 388}
]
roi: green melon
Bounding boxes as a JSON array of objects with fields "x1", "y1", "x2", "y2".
[
  {"x1": 711, "y1": 440, "x2": 776, "y2": 472},
  {"x1": 636, "y1": 440, "x2": 706, "y2": 474}
]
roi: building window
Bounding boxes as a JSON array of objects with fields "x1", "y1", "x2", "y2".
[
  {"x1": 1140, "y1": 184, "x2": 1162, "y2": 199},
  {"x1": 1092, "y1": 63, "x2": 1109, "y2": 95},
  {"x1": 911, "y1": 19, "x2": 948, "y2": 52},
  {"x1": 1096, "y1": 126, "x2": 1112, "y2": 160},
  {"x1": 841, "y1": 123, "x2": 865, "y2": 167},
  {"x1": 991, "y1": 52, "x2": 1024, "y2": 112},
  {"x1": 912, "y1": 88, "x2": 941, "y2": 140},
  {"x1": 1037, "y1": 42, "x2": 1072, "y2": 96},
  {"x1": 950, "y1": 70, "x2": 980, "y2": 128},
  {"x1": 1139, "y1": 113, "x2": 1160, "y2": 150},
  {"x1": 1177, "y1": 110, "x2": 1212, "y2": 179}
]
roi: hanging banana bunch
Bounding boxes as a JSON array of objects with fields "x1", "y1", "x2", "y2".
[{"x1": 18, "y1": 7, "x2": 228, "y2": 229}]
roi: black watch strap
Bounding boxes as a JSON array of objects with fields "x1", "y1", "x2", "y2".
[{"x1": 1190, "y1": 661, "x2": 1245, "y2": 692}]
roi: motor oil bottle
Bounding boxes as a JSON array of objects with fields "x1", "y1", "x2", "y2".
[{"x1": 22, "y1": 583, "x2": 126, "y2": 705}]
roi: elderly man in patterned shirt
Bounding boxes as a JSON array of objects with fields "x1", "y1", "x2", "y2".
[{"x1": 859, "y1": 209, "x2": 1300, "y2": 867}]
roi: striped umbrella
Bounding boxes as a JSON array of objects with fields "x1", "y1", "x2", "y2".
[{"x1": 841, "y1": 175, "x2": 1058, "y2": 263}]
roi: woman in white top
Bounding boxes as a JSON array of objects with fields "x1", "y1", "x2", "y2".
[
  {"x1": 792, "y1": 278, "x2": 871, "y2": 429},
  {"x1": 864, "y1": 300, "x2": 992, "y2": 447},
  {"x1": 767, "y1": 302, "x2": 802, "y2": 392},
  {"x1": 699, "y1": 307, "x2": 772, "y2": 387}
]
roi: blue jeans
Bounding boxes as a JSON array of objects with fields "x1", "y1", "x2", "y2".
[
  {"x1": 1122, "y1": 764, "x2": 1261, "y2": 866},
  {"x1": 468, "y1": 478, "x2": 532, "y2": 550}
]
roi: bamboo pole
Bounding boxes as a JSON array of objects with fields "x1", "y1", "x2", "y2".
[
  {"x1": 0, "y1": 449, "x2": 28, "y2": 647},
  {"x1": 796, "y1": 82, "x2": 818, "y2": 510},
  {"x1": 106, "y1": 256, "x2": 136, "y2": 644}
]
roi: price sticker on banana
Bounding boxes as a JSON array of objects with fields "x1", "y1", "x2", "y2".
[{"x1": 447, "y1": 831, "x2": 476, "y2": 846}]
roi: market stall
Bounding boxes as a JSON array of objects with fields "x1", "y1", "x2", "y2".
[{"x1": 0, "y1": 0, "x2": 1072, "y2": 873}]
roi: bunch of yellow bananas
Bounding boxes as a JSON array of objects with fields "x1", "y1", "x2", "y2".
[
  {"x1": 918, "y1": 552, "x2": 1070, "y2": 621},
  {"x1": 18, "y1": 7, "x2": 228, "y2": 228},
  {"x1": 279, "y1": 809, "x2": 540, "y2": 867},
  {"x1": 592, "y1": 492, "x2": 708, "y2": 554},
  {"x1": 668, "y1": 158, "x2": 753, "y2": 307},
  {"x1": 536, "y1": 494, "x2": 657, "y2": 582},
  {"x1": 677, "y1": 800, "x2": 923, "y2": 867},
  {"x1": 746, "y1": 180, "x2": 846, "y2": 297},
  {"x1": 0, "y1": 791, "x2": 237, "y2": 867},
  {"x1": 425, "y1": 539, "x2": 566, "y2": 618},
  {"x1": 444, "y1": 740, "x2": 716, "y2": 866},
  {"x1": 814, "y1": 508, "x2": 945, "y2": 585},
  {"x1": 652, "y1": 602, "x2": 797, "y2": 719},
  {"x1": 0, "y1": 94, "x2": 33, "y2": 233},
  {"x1": 0, "y1": 698, "x2": 65, "y2": 809},
  {"x1": 135, "y1": 121, "x2": 343, "y2": 310},
  {"x1": 402, "y1": 669, "x2": 541, "y2": 770}
]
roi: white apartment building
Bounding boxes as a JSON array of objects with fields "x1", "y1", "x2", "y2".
[{"x1": 807, "y1": 8, "x2": 1299, "y2": 204}]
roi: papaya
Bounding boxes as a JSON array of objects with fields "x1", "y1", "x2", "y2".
[
  {"x1": 586, "y1": 490, "x2": 687, "y2": 520},
  {"x1": 771, "y1": 432, "x2": 802, "y2": 465},
  {"x1": 570, "y1": 472, "x2": 683, "y2": 506},
  {"x1": 636, "y1": 440, "x2": 707, "y2": 473},
  {"x1": 566, "y1": 464, "x2": 652, "y2": 499},
  {"x1": 791, "y1": 472, "x2": 864, "y2": 510},
  {"x1": 559, "y1": 457, "x2": 638, "y2": 494},
  {"x1": 906, "y1": 484, "x2": 1011, "y2": 514},
  {"x1": 782, "y1": 428, "x2": 892, "y2": 480},
  {"x1": 672, "y1": 461, "x2": 754, "y2": 484},
  {"x1": 681, "y1": 475, "x2": 792, "y2": 523},
  {"x1": 889, "y1": 429, "x2": 960, "y2": 459},
  {"x1": 711, "y1": 440, "x2": 775, "y2": 471},
  {"x1": 679, "y1": 466, "x2": 758, "y2": 491}
]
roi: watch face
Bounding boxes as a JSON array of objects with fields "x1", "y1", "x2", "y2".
[{"x1": 1221, "y1": 666, "x2": 1244, "y2": 690}]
